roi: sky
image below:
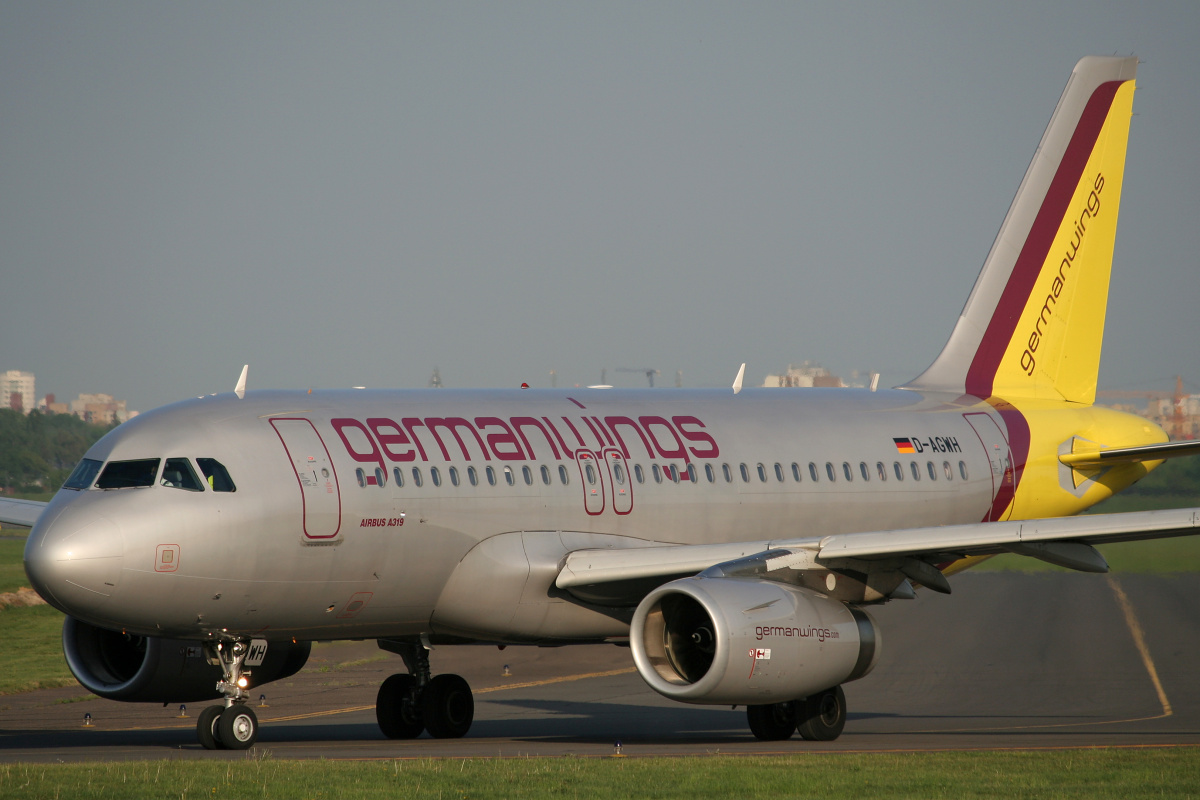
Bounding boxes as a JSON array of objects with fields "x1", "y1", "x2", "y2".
[{"x1": 2, "y1": 2, "x2": 1197, "y2": 412}]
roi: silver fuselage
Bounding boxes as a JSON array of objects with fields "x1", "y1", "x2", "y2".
[{"x1": 23, "y1": 386, "x2": 1098, "y2": 644}]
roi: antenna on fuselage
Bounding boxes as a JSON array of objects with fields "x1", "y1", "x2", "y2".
[
  {"x1": 732, "y1": 363, "x2": 746, "y2": 395},
  {"x1": 234, "y1": 365, "x2": 249, "y2": 399}
]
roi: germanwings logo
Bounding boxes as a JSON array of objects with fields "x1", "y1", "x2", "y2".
[{"x1": 328, "y1": 403, "x2": 719, "y2": 470}]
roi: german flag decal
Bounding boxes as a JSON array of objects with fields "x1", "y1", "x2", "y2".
[{"x1": 893, "y1": 438, "x2": 916, "y2": 454}]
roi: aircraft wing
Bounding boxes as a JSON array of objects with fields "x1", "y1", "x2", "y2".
[
  {"x1": 556, "y1": 507, "x2": 1200, "y2": 596},
  {"x1": 0, "y1": 497, "x2": 47, "y2": 528}
]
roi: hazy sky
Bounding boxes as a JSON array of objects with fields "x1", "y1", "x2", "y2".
[{"x1": 2, "y1": 2, "x2": 1197, "y2": 411}]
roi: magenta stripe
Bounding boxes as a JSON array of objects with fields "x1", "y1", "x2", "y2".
[{"x1": 965, "y1": 80, "x2": 1125, "y2": 398}]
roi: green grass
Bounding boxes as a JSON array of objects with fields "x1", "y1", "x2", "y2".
[
  {"x1": 0, "y1": 749, "x2": 1197, "y2": 799},
  {"x1": 977, "y1": 535, "x2": 1200, "y2": 573},
  {"x1": 0, "y1": 605, "x2": 73, "y2": 694},
  {"x1": 0, "y1": 535, "x2": 32, "y2": 594}
]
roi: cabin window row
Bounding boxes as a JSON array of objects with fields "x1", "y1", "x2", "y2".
[{"x1": 354, "y1": 458, "x2": 969, "y2": 488}]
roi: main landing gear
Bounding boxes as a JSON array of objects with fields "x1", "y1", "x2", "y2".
[
  {"x1": 196, "y1": 639, "x2": 260, "y2": 751},
  {"x1": 746, "y1": 685, "x2": 847, "y2": 742},
  {"x1": 375, "y1": 639, "x2": 474, "y2": 739}
]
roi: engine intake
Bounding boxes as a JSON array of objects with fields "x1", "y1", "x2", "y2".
[
  {"x1": 630, "y1": 577, "x2": 878, "y2": 705},
  {"x1": 62, "y1": 617, "x2": 311, "y2": 703}
]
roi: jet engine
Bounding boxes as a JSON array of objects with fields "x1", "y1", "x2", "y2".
[
  {"x1": 630, "y1": 577, "x2": 878, "y2": 705},
  {"x1": 62, "y1": 617, "x2": 311, "y2": 703}
]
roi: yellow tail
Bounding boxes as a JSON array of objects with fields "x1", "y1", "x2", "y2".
[{"x1": 906, "y1": 56, "x2": 1138, "y2": 405}]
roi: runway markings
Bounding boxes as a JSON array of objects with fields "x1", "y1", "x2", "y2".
[{"x1": 1106, "y1": 574, "x2": 1173, "y2": 718}]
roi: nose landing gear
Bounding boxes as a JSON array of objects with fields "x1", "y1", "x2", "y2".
[{"x1": 195, "y1": 639, "x2": 260, "y2": 750}]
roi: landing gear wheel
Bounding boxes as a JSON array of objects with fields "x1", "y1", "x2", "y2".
[
  {"x1": 377, "y1": 674, "x2": 425, "y2": 739},
  {"x1": 796, "y1": 686, "x2": 846, "y2": 741},
  {"x1": 746, "y1": 701, "x2": 798, "y2": 741},
  {"x1": 217, "y1": 705, "x2": 259, "y2": 750},
  {"x1": 421, "y1": 673, "x2": 474, "y2": 738},
  {"x1": 197, "y1": 705, "x2": 225, "y2": 750}
]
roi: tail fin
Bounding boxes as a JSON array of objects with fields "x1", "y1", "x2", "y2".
[{"x1": 904, "y1": 56, "x2": 1138, "y2": 405}]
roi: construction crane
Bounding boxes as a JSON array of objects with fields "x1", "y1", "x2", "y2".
[
  {"x1": 1097, "y1": 375, "x2": 1196, "y2": 439},
  {"x1": 616, "y1": 367, "x2": 661, "y2": 388}
]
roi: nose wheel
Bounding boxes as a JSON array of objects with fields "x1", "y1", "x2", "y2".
[{"x1": 195, "y1": 638, "x2": 261, "y2": 751}]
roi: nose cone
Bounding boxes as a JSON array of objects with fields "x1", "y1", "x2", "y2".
[{"x1": 25, "y1": 502, "x2": 124, "y2": 615}]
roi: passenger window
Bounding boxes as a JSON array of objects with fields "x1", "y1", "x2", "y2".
[
  {"x1": 705, "y1": 464, "x2": 715, "y2": 483},
  {"x1": 722, "y1": 463, "x2": 733, "y2": 482},
  {"x1": 449, "y1": 466, "x2": 460, "y2": 486},
  {"x1": 876, "y1": 461, "x2": 886, "y2": 481},
  {"x1": 826, "y1": 462, "x2": 836, "y2": 482},
  {"x1": 686, "y1": 463, "x2": 697, "y2": 483},
  {"x1": 486, "y1": 466, "x2": 497, "y2": 486},
  {"x1": 792, "y1": 462, "x2": 802, "y2": 482},
  {"x1": 740, "y1": 463, "x2": 750, "y2": 482},
  {"x1": 910, "y1": 461, "x2": 920, "y2": 481},
  {"x1": 774, "y1": 463, "x2": 784, "y2": 482},
  {"x1": 559, "y1": 465, "x2": 570, "y2": 485},
  {"x1": 541, "y1": 465, "x2": 552, "y2": 485},
  {"x1": 504, "y1": 466, "x2": 515, "y2": 486},
  {"x1": 859, "y1": 462, "x2": 869, "y2": 482},
  {"x1": 412, "y1": 467, "x2": 424, "y2": 487},
  {"x1": 927, "y1": 461, "x2": 937, "y2": 481},
  {"x1": 393, "y1": 467, "x2": 405, "y2": 488},
  {"x1": 356, "y1": 468, "x2": 367, "y2": 487},
  {"x1": 634, "y1": 464, "x2": 645, "y2": 483},
  {"x1": 944, "y1": 461, "x2": 953, "y2": 480},
  {"x1": 586, "y1": 464, "x2": 596, "y2": 484},
  {"x1": 959, "y1": 461, "x2": 968, "y2": 480},
  {"x1": 197, "y1": 458, "x2": 236, "y2": 492},
  {"x1": 757, "y1": 463, "x2": 767, "y2": 482},
  {"x1": 468, "y1": 466, "x2": 478, "y2": 486},
  {"x1": 894, "y1": 461, "x2": 904, "y2": 481},
  {"x1": 809, "y1": 462, "x2": 819, "y2": 482},
  {"x1": 162, "y1": 458, "x2": 204, "y2": 491},
  {"x1": 669, "y1": 465, "x2": 680, "y2": 483},
  {"x1": 613, "y1": 464, "x2": 625, "y2": 484},
  {"x1": 522, "y1": 465, "x2": 533, "y2": 485},
  {"x1": 431, "y1": 467, "x2": 442, "y2": 487},
  {"x1": 652, "y1": 464, "x2": 663, "y2": 483},
  {"x1": 842, "y1": 462, "x2": 853, "y2": 482}
]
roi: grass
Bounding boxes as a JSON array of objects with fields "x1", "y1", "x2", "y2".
[
  {"x1": 0, "y1": 749, "x2": 1197, "y2": 799},
  {"x1": 0, "y1": 605, "x2": 73, "y2": 695},
  {"x1": 977, "y1": 535, "x2": 1200, "y2": 573},
  {"x1": 0, "y1": 535, "x2": 32, "y2": 595}
]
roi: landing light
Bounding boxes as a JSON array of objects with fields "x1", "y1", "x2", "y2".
[{"x1": 237, "y1": 676, "x2": 249, "y2": 689}]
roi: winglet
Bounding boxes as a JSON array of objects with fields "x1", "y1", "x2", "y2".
[
  {"x1": 732, "y1": 363, "x2": 746, "y2": 394},
  {"x1": 234, "y1": 365, "x2": 249, "y2": 399}
]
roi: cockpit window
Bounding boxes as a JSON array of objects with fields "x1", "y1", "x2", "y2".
[
  {"x1": 63, "y1": 459, "x2": 103, "y2": 490},
  {"x1": 197, "y1": 458, "x2": 236, "y2": 492},
  {"x1": 161, "y1": 458, "x2": 205, "y2": 492},
  {"x1": 96, "y1": 459, "x2": 161, "y2": 489}
]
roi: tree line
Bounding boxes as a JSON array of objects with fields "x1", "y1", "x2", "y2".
[{"x1": 0, "y1": 409, "x2": 118, "y2": 494}]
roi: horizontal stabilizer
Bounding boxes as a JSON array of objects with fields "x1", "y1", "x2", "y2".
[{"x1": 1060, "y1": 439, "x2": 1200, "y2": 468}]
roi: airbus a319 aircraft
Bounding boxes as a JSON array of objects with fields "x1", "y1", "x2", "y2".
[{"x1": 7, "y1": 55, "x2": 1200, "y2": 751}]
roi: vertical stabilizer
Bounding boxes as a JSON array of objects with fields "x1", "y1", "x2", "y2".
[{"x1": 903, "y1": 56, "x2": 1137, "y2": 405}]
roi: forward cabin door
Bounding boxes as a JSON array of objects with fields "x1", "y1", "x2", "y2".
[
  {"x1": 271, "y1": 418, "x2": 343, "y2": 541},
  {"x1": 963, "y1": 412, "x2": 1015, "y2": 522}
]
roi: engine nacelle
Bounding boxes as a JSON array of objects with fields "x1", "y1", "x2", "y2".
[
  {"x1": 62, "y1": 617, "x2": 311, "y2": 703},
  {"x1": 630, "y1": 577, "x2": 879, "y2": 705}
]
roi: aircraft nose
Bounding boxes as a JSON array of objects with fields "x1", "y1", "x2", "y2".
[{"x1": 24, "y1": 508, "x2": 124, "y2": 614}]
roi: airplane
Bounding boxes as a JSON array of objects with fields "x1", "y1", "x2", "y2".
[{"x1": 7, "y1": 55, "x2": 1200, "y2": 751}]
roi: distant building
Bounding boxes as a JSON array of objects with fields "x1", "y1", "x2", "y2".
[
  {"x1": 70, "y1": 393, "x2": 131, "y2": 425},
  {"x1": 762, "y1": 362, "x2": 845, "y2": 388},
  {"x1": 1, "y1": 370, "x2": 35, "y2": 414}
]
